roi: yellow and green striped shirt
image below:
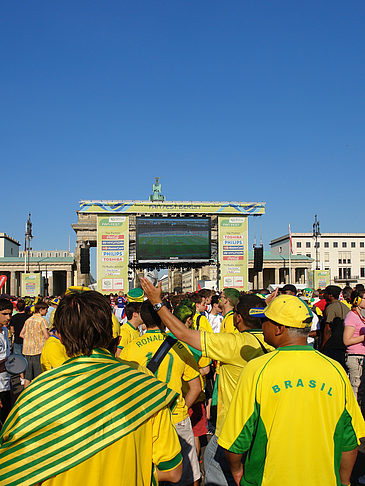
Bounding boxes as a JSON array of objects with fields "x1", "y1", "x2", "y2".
[{"x1": 0, "y1": 348, "x2": 181, "y2": 486}]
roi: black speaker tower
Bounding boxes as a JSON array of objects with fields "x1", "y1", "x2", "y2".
[
  {"x1": 253, "y1": 246, "x2": 263, "y2": 272},
  {"x1": 80, "y1": 247, "x2": 90, "y2": 274}
]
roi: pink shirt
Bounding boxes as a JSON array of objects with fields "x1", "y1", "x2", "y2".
[{"x1": 344, "y1": 310, "x2": 365, "y2": 355}]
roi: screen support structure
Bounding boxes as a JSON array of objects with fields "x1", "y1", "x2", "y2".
[{"x1": 72, "y1": 200, "x2": 265, "y2": 292}]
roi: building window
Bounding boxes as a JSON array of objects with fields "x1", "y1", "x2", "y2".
[
  {"x1": 338, "y1": 268, "x2": 351, "y2": 279},
  {"x1": 333, "y1": 242, "x2": 338, "y2": 248},
  {"x1": 361, "y1": 253, "x2": 365, "y2": 262},
  {"x1": 339, "y1": 252, "x2": 351, "y2": 264},
  {"x1": 361, "y1": 242, "x2": 365, "y2": 248},
  {"x1": 342, "y1": 242, "x2": 347, "y2": 248},
  {"x1": 296, "y1": 242, "x2": 301, "y2": 248},
  {"x1": 324, "y1": 253, "x2": 329, "y2": 262},
  {"x1": 314, "y1": 241, "x2": 320, "y2": 248},
  {"x1": 324, "y1": 242, "x2": 329, "y2": 248},
  {"x1": 344, "y1": 268, "x2": 351, "y2": 279},
  {"x1": 361, "y1": 268, "x2": 365, "y2": 278},
  {"x1": 306, "y1": 253, "x2": 311, "y2": 258},
  {"x1": 306, "y1": 242, "x2": 311, "y2": 248},
  {"x1": 351, "y1": 242, "x2": 356, "y2": 248}
]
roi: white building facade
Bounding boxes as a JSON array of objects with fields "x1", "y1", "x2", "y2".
[
  {"x1": 0, "y1": 234, "x2": 20, "y2": 258},
  {"x1": 270, "y1": 233, "x2": 365, "y2": 286}
]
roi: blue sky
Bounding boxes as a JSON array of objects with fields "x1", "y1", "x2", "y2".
[{"x1": 1, "y1": 1, "x2": 364, "y2": 264}]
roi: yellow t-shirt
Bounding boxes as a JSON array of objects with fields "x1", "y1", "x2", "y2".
[
  {"x1": 220, "y1": 310, "x2": 237, "y2": 333},
  {"x1": 49, "y1": 308, "x2": 56, "y2": 328},
  {"x1": 117, "y1": 321, "x2": 140, "y2": 350},
  {"x1": 121, "y1": 330, "x2": 200, "y2": 424},
  {"x1": 42, "y1": 405, "x2": 182, "y2": 486},
  {"x1": 201, "y1": 330, "x2": 272, "y2": 434},
  {"x1": 111, "y1": 313, "x2": 121, "y2": 339},
  {"x1": 218, "y1": 346, "x2": 365, "y2": 486},
  {"x1": 192, "y1": 313, "x2": 213, "y2": 332},
  {"x1": 40, "y1": 335, "x2": 68, "y2": 371}
]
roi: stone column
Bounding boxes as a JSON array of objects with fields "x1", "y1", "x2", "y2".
[
  {"x1": 291, "y1": 267, "x2": 296, "y2": 284},
  {"x1": 10, "y1": 271, "x2": 17, "y2": 296},
  {"x1": 274, "y1": 267, "x2": 280, "y2": 285},
  {"x1": 258, "y1": 271, "x2": 264, "y2": 289},
  {"x1": 48, "y1": 274, "x2": 54, "y2": 296},
  {"x1": 191, "y1": 269, "x2": 195, "y2": 292},
  {"x1": 66, "y1": 270, "x2": 72, "y2": 289}
]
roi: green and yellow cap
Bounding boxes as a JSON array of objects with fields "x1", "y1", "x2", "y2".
[
  {"x1": 127, "y1": 288, "x2": 144, "y2": 302},
  {"x1": 249, "y1": 294, "x2": 313, "y2": 329}
]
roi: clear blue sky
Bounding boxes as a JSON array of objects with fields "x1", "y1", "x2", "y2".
[{"x1": 1, "y1": 1, "x2": 364, "y2": 260}]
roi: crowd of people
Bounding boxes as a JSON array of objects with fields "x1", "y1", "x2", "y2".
[{"x1": 0, "y1": 281, "x2": 365, "y2": 485}]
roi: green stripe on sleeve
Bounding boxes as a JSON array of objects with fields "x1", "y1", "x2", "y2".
[{"x1": 157, "y1": 452, "x2": 183, "y2": 471}]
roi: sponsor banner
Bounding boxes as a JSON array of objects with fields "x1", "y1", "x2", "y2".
[
  {"x1": 219, "y1": 216, "x2": 248, "y2": 290},
  {"x1": 307, "y1": 270, "x2": 330, "y2": 289},
  {"x1": 80, "y1": 201, "x2": 265, "y2": 215},
  {"x1": 97, "y1": 216, "x2": 129, "y2": 294},
  {"x1": 21, "y1": 273, "x2": 41, "y2": 297}
]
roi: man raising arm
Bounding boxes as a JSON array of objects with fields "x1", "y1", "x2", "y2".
[{"x1": 141, "y1": 278, "x2": 269, "y2": 486}]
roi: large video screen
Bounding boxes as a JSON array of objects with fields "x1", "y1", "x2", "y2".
[{"x1": 136, "y1": 217, "x2": 211, "y2": 261}]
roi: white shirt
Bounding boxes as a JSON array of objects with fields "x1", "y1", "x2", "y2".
[
  {"x1": 208, "y1": 313, "x2": 223, "y2": 333},
  {"x1": 0, "y1": 327, "x2": 11, "y2": 392},
  {"x1": 307, "y1": 314, "x2": 319, "y2": 347}
]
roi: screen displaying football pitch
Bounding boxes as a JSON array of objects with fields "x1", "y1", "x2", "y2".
[{"x1": 136, "y1": 217, "x2": 211, "y2": 261}]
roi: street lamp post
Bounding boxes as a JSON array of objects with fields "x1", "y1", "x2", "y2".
[
  {"x1": 24, "y1": 213, "x2": 33, "y2": 274},
  {"x1": 312, "y1": 215, "x2": 321, "y2": 270},
  {"x1": 279, "y1": 247, "x2": 286, "y2": 283}
]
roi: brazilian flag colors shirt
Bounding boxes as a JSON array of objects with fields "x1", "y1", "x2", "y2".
[{"x1": 218, "y1": 345, "x2": 365, "y2": 486}]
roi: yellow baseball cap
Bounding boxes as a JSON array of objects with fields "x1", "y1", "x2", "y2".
[
  {"x1": 65, "y1": 286, "x2": 91, "y2": 295},
  {"x1": 249, "y1": 294, "x2": 313, "y2": 329}
]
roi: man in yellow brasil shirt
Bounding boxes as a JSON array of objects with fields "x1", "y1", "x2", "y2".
[{"x1": 219, "y1": 295, "x2": 365, "y2": 486}]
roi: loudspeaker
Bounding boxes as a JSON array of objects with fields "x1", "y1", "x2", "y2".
[
  {"x1": 80, "y1": 247, "x2": 90, "y2": 274},
  {"x1": 253, "y1": 246, "x2": 263, "y2": 272}
]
